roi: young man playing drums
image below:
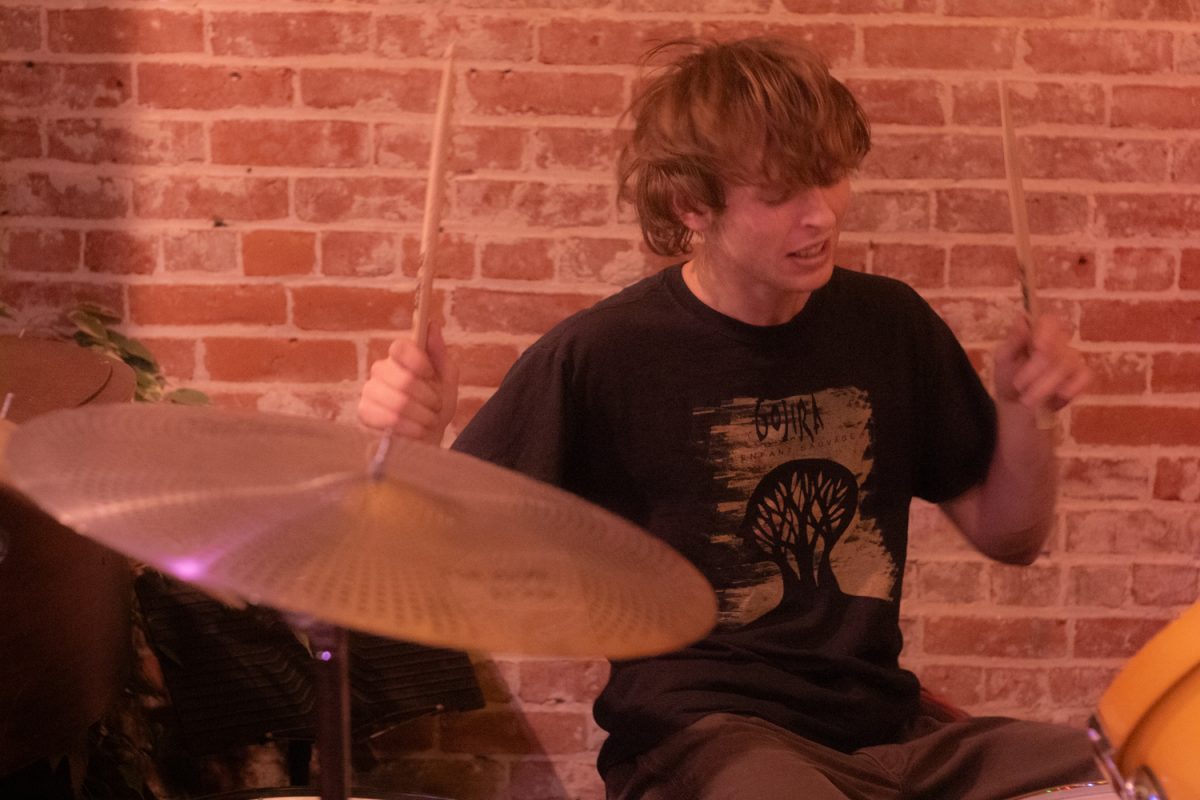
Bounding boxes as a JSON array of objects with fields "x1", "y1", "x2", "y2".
[{"x1": 359, "y1": 37, "x2": 1098, "y2": 800}]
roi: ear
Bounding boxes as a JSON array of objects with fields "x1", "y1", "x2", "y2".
[{"x1": 673, "y1": 196, "x2": 714, "y2": 234}]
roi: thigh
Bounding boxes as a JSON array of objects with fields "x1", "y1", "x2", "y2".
[
  {"x1": 875, "y1": 715, "x2": 1100, "y2": 800},
  {"x1": 605, "y1": 714, "x2": 899, "y2": 800}
]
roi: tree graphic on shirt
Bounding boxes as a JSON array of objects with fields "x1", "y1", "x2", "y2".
[{"x1": 742, "y1": 459, "x2": 859, "y2": 603}]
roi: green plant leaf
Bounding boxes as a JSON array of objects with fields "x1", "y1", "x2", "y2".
[
  {"x1": 73, "y1": 302, "x2": 122, "y2": 324},
  {"x1": 107, "y1": 329, "x2": 160, "y2": 370},
  {"x1": 68, "y1": 309, "x2": 113, "y2": 343}
]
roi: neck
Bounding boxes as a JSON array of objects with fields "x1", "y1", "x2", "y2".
[{"x1": 681, "y1": 257, "x2": 812, "y2": 326}]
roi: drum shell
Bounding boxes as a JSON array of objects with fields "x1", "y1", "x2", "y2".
[
  {"x1": 1095, "y1": 603, "x2": 1200, "y2": 800},
  {"x1": 1007, "y1": 784, "x2": 1114, "y2": 799}
]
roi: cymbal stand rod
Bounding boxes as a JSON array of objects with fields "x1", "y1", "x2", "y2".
[{"x1": 305, "y1": 621, "x2": 351, "y2": 800}]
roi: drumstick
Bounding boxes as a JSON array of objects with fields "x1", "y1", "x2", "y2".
[
  {"x1": 998, "y1": 82, "x2": 1055, "y2": 430},
  {"x1": 369, "y1": 43, "x2": 456, "y2": 477},
  {"x1": 412, "y1": 40, "x2": 456, "y2": 352}
]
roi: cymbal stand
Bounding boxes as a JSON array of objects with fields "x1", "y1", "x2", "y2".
[{"x1": 291, "y1": 617, "x2": 351, "y2": 800}]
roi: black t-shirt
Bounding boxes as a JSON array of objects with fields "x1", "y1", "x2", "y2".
[{"x1": 452, "y1": 264, "x2": 997, "y2": 774}]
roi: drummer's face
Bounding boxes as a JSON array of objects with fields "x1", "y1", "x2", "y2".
[{"x1": 690, "y1": 177, "x2": 851, "y2": 301}]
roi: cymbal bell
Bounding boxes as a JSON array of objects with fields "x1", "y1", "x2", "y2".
[{"x1": 4, "y1": 404, "x2": 716, "y2": 659}]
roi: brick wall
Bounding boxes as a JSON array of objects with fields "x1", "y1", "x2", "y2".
[{"x1": 2, "y1": 2, "x2": 1199, "y2": 799}]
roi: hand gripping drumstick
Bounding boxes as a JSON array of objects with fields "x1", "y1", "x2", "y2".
[
  {"x1": 370, "y1": 42, "x2": 457, "y2": 477},
  {"x1": 998, "y1": 82, "x2": 1056, "y2": 431}
]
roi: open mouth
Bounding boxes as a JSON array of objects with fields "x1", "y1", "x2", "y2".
[{"x1": 788, "y1": 240, "x2": 828, "y2": 259}]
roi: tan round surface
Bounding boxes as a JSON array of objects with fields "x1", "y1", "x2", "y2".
[{"x1": 5, "y1": 404, "x2": 716, "y2": 658}]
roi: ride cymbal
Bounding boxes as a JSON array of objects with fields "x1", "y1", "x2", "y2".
[{"x1": 3, "y1": 404, "x2": 716, "y2": 659}]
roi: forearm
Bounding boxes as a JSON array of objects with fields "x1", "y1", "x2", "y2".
[{"x1": 942, "y1": 398, "x2": 1058, "y2": 564}]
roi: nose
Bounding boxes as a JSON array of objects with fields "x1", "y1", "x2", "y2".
[{"x1": 793, "y1": 185, "x2": 838, "y2": 230}]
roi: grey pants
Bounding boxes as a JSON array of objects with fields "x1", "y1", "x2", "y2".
[{"x1": 604, "y1": 712, "x2": 1101, "y2": 800}]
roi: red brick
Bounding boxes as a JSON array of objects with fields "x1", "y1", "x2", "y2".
[
  {"x1": 1073, "y1": 405, "x2": 1200, "y2": 447},
  {"x1": 860, "y1": 134, "x2": 1002, "y2": 181},
  {"x1": 983, "y1": 667, "x2": 1044, "y2": 707},
  {"x1": 465, "y1": 69, "x2": 625, "y2": 117},
  {"x1": 163, "y1": 230, "x2": 238, "y2": 273},
  {"x1": 951, "y1": 80, "x2": 1106, "y2": 127},
  {"x1": 3, "y1": 172, "x2": 128, "y2": 219},
  {"x1": 204, "y1": 338, "x2": 357, "y2": 382},
  {"x1": 0, "y1": 61, "x2": 131, "y2": 109},
  {"x1": 948, "y1": 245, "x2": 1019, "y2": 290},
  {"x1": 129, "y1": 284, "x2": 286, "y2": 326},
  {"x1": 363, "y1": 716, "x2": 436, "y2": 757},
  {"x1": 0, "y1": 7, "x2": 39, "y2": 51},
  {"x1": 947, "y1": 0, "x2": 1092, "y2": 14},
  {"x1": 1065, "y1": 509, "x2": 1197, "y2": 556},
  {"x1": 1047, "y1": 666, "x2": 1119, "y2": 706},
  {"x1": 924, "y1": 616, "x2": 1068, "y2": 658},
  {"x1": 450, "y1": 179, "x2": 612, "y2": 228},
  {"x1": 378, "y1": 124, "x2": 525, "y2": 171},
  {"x1": 1183, "y1": 33, "x2": 1200, "y2": 74},
  {"x1": 3, "y1": 228, "x2": 81, "y2": 273},
  {"x1": 1075, "y1": 617, "x2": 1171, "y2": 659},
  {"x1": 1154, "y1": 458, "x2": 1200, "y2": 502},
  {"x1": 84, "y1": 230, "x2": 158, "y2": 275},
  {"x1": 1037, "y1": 248, "x2": 1096, "y2": 290},
  {"x1": 1024, "y1": 29, "x2": 1172, "y2": 74},
  {"x1": 1104, "y1": 247, "x2": 1176, "y2": 292},
  {"x1": 1060, "y1": 457, "x2": 1149, "y2": 501},
  {"x1": 539, "y1": 19, "x2": 693, "y2": 65},
  {"x1": 399, "y1": 234, "x2": 475, "y2": 281},
  {"x1": 1104, "y1": 0, "x2": 1199, "y2": 18},
  {"x1": 913, "y1": 664, "x2": 983, "y2": 708},
  {"x1": 518, "y1": 659, "x2": 609, "y2": 704},
  {"x1": 846, "y1": 79, "x2": 944, "y2": 126},
  {"x1": 212, "y1": 120, "x2": 368, "y2": 168},
  {"x1": 0, "y1": 280, "x2": 122, "y2": 319},
  {"x1": 1068, "y1": 565, "x2": 1129, "y2": 608},
  {"x1": 451, "y1": 343, "x2": 522, "y2": 388},
  {"x1": 48, "y1": 119, "x2": 204, "y2": 165},
  {"x1": 1131, "y1": 564, "x2": 1198, "y2": 607},
  {"x1": 929, "y1": 297, "x2": 1015, "y2": 343},
  {"x1": 452, "y1": 288, "x2": 598, "y2": 335},
  {"x1": 843, "y1": 191, "x2": 930, "y2": 233},
  {"x1": 438, "y1": 707, "x2": 544, "y2": 755},
  {"x1": 378, "y1": 13, "x2": 534, "y2": 61},
  {"x1": 554, "y1": 237, "x2": 656, "y2": 285},
  {"x1": 1100, "y1": 194, "x2": 1200, "y2": 238},
  {"x1": 211, "y1": 12, "x2": 370, "y2": 57},
  {"x1": 1184, "y1": 249, "x2": 1200, "y2": 290},
  {"x1": 133, "y1": 176, "x2": 289, "y2": 222},
  {"x1": 989, "y1": 563, "x2": 1061, "y2": 606},
  {"x1": 0, "y1": 117, "x2": 39, "y2": 159},
  {"x1": 870, "y1": 244, "x2": 944, "y2": 288},
  {"x1": 697, "y1": 23, "x2": 856, "y2": 66},
  {"x1": 243, "y1": 230, "x2": 316, "y2": 277},
  {"x1": 864, "y1": 26, "x2": 1017, "y2": 70},
  {"x1": 1149, "y1": 339, "x2": 1200, "y2": 388},
  {"x1": 509, "y1": 759, "x2": 605, "y2": 800},
  {"x1": 1175, "y1": 140, "x2": 1200, "y2": 183},
  {"x1": 783, "y1": 0, "x2": 936, "y2": 9},
  {"x1": 626, "y1": 0, "x2": 770, "y2": 10},
  {"x1": 1021, "y1": 137, "x2": 1168, "y2": 182},
  {"x1": 531, "y1": 127, "x2": 619, "y2": 173},
  {"x1": 135, "y1": 337, "x2": 196, "y2": 380},
  {"x1": 835, "y1": 240, "x2": 869, "y2": 272},
  {"x1": 937, "y1": 189, "x2": 1087, "y2": 235},
  {"x1": 301, "y1": 67, "x2": 437, "y2": 112},
  {"x1": 1113, "y1": 86, "x2": 1200, "y2": 129},
  {"x1": 48, "y1": 8, "x2": 203, "y2": 54},
  {"x1": 292, "y1": 286, "x2": 414, "y2": 331},
  {"x1": 137, "y1": 64, "x2": 294, "y2": 110},
  {"x1": 910, "y1": 560, "x2": 985, "y2": 604},
  {"x1": 1080, "y1": 299, "x2": 1200, "y2": 344},
  {"x1": 1081, "y1": 351, "x2": 1149, "y2": 395},
  {"x1": 295, "y1": 177, "x2": 424, "y2": 224},
  {"x1": 481, "y1": 238, "x2": 555, "y2": 281},
  {"x1": 319, "y1": 231, "x2": 401, "y2": 278}
]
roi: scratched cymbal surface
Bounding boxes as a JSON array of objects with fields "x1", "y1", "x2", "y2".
[{"x1": 4, "y1": 404, "x2": 716, "y2": 658}]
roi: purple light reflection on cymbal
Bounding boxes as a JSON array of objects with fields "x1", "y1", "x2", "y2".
[{"x1": 167, "y1": 557, "x2": 209, "y2": 581}]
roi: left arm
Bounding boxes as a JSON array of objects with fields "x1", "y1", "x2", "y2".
[{"x1": 940, "y1": 316, "x2": 1091, "y2": 564}]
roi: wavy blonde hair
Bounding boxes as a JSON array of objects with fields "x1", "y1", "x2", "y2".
[{"x1": 618, "y1": 37, "x2": 871, "y2": 256}]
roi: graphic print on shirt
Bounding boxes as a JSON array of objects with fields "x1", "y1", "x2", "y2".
[{"x1": 698, "y1": 386, "x2": 897, "y2": 629}]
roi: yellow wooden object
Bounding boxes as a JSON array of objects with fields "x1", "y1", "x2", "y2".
[{"x1": 1095, "y1": 602, "x2": 1200, "y2": 799}]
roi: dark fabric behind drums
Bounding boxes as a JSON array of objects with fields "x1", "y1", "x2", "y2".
[{"x1": 135, "y1": 571, "x2": 485, "y2": 754}]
